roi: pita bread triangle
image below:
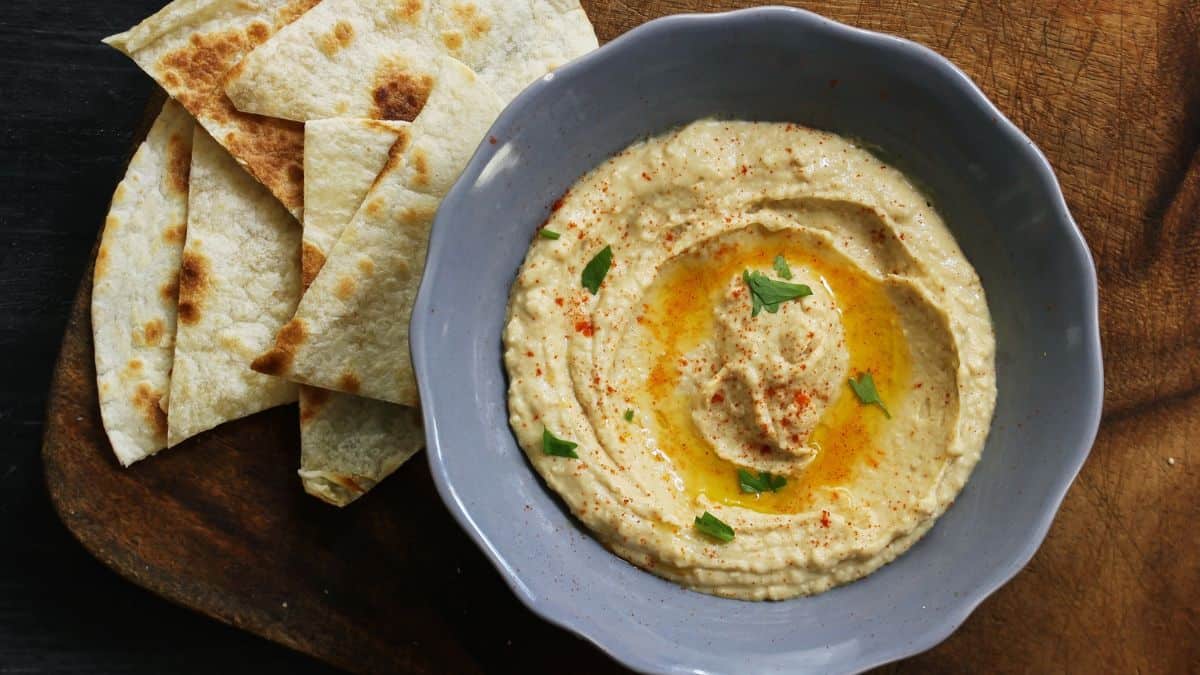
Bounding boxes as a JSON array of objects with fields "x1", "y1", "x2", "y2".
[
  {"x1": 93, "y1": 98, "x2": 194, "y2": 466},
  {"x1": 166, "y1": 126, "x2": 301, "y2": 446}
]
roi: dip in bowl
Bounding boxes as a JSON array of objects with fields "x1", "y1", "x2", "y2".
[
  {"x1": 412, "y1": 7, "x2": 1101, "y2": 674},
  {"x1": 503, "y1": 120, "x2": 996, "y2": 601}
]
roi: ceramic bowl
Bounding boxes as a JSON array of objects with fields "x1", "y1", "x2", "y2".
[{"x1": 411, "y1": 7, "x2": 1102, "y2": 674}]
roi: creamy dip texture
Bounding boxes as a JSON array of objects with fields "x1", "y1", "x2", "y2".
[{"x1": 503, "y1": 120, "x2": 996, "y2": 600}]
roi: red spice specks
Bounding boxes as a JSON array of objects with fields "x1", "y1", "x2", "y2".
[
  {"x1": 525, "y1": 350, "x2": 534, "y2": 357},
  {"x1": 793, "y1": 390, "x2": 811, "y2": 410},
  {"x1": 535, "y1": 368, "x2": 543, "y2": 376},
  {"x1": 820, "y1": 510, "x2": 831, "y2": 528},
  {"x1": 641, "y1": 171, "x2": 652, "y2": 181},
  {"x1": 488, "y1": 136, "x2": 498, "y2": 145},
  {"x1": 711, "y1": 392, "x2": 725, "y2": 404},
  {"x1": 574, "y1": 320, "x2": 595, "y2": 336},
  {"x1": 554, "y1": 297, "x2": 564, "y2": 307},
  {"x1": 550, "y1": 191, "x2": 569, "y2": 212},
  {"x1": 740, "y1": 165, "x2": 748, "y2": 175}
]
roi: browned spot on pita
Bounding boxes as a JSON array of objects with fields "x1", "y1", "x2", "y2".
[
  {"x1": 166, "y1": 133, "x2": 191, "y2": 194},
  {"x1": 251, "y1": 318, "x2": 307, "y2": 375},
  {"x1": 95, "y1": 243, "x2": 110, "y2": 280},
  {"x1": 164, "y1": 223, "x2": 186, "y2": 244},
  {"x1": 301, "y1": 240, "x2": 326, "y2": 288},
  {"x1": 159, "y1": 25, "x2": 305, "y2": 212},
  {"x1": 398, "y1": 204, "x2": 436, "y2": 225},
  {"x1": 127, "y1": 359, "x2": 144, "y2": 372},
  {"x1": 369, "y1": 131, "x2": 413, "y2": 191},
  {"x1": 370, "y1": 65, "x2": 433, "y2": 121},
  {"x1": 364, "y1": 198, "x2": 384, "y2": 216},
  {"x1": 319, "y1": 20, "x2": 355, "y2": 56},
  {"x1": 358, "y1": 258, "x2": 375, "y2": 276},
  {"x1": 394, "y1": 0, "x2": 423, "y2": 22},
  {"x1": 133, "y1": 382, "x2": 168, "y2": 439},
  {"x1": 409, "y1": 147, "x2": 430, "y2": 188},
  {"x1": 440, "y1": 30, "x2": 464, "y2": 51},
  {"x1": 160, "y1": 276, "x2": 179, "y2": 303},
  {"x1": 452, "y1": 3, "x2": 491, "y2": 38},
  {"x1": 143, "y1": 319, "x2": 165, "y2": 345},
  {"x1": 177, "y1": 250, "x2": 210, "y2": 325},
  {"x1": 334, "y1": 275, "x2": 356, "y2": 300},
  {"x1": 299, "y1": 385, "x2": 330, "y2": 425},
  {"x1": 337, "y1": 372, "x2": 361, "y2": 394},
  {"x1": 114, "y1": 184, "x2": 129, "y2": 202},
  {"x1": 247, "y1": 21, "x2": 270, "y2": 44}
]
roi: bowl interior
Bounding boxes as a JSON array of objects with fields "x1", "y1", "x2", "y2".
[{"x1": 413, "y1": 9, "x2": 1101, "y2": 674}]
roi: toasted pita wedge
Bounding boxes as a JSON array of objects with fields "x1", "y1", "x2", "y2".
[
  {"x1": 93, "y1": 99, "x2": 194, "y2": 466},
  {"x1": 167, "y1": 127, "x2": 301, "y2": 445},
  {"x1": 104, "y1": 0, "x2": 320, "y2": 217}
]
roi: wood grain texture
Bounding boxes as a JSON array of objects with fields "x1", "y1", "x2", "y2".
[{"x1": 41, "y1": 1, "x2": 1199, "y2": 673}]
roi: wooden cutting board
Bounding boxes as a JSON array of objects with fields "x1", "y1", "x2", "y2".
[{"x1": 43, "y1": 1, "x2": 1200, "y2": 672}]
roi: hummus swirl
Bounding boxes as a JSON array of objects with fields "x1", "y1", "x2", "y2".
[{"x1": 504, "y1": 120, "x2": 996, "y2": 600}]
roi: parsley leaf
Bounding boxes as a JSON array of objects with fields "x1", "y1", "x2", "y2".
[
  {"x1": 694, "y1": 511, "x2": 735, "y2": 542},
  {"x1": 581, "y1": 245, "x2": 613, "y2": 295},
  {"x1": 848, "y1": 372, "x2": 891, "y2": 418},
  {"x1": 541, "y1": 427, "x2": 580, "y2": 458},
  {"x1": 742, "y1": 269, "x2": 812, "y2": 317},
  {"x1": 773, "y1": 254, "x2": 793, "y2": 279},
  {"x1": 540, "y1": 229, "x2": 561, "y2": 240},
  {"x1": 737, "y1": 469, "x2": 788, "y2": 493},
  {"x1": 623, "y1": 409, "x2": 634, "y2": 422}
]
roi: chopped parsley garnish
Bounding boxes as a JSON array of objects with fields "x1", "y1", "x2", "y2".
[
  {"x1": 848, "y1": 372, "x2": 891, "y2": 418},
  {"x1": 540, "y1": 229, "x2": 561, "y2": 240},
  {"x1": 694, "y1": 511, "x2": 735, "y2": 542},
  {"x1": 581, "y1": 245, "x2": 613, "y2": 295},
  {"x1": 738, "y1": 469, "x2": 787, "y2": 494},
  {"x1": 773, "y1": 254, "x2": 793, "y2": 279},
  {"x1": 742, "y1": 269, "x2": 812, "y2": 317},
  {"x1": 623, "y1": 409, "x2": 634, "y2": 422},
  {"x1": 541, "y1": 427, "x2": 579, "y2": 458}
]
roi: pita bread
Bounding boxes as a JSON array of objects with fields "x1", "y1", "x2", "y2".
[
  {"x1": 253, "y1": 56, "x2": 502, "y2": 405},
  {"x1": 298, "y1": 388, "x2": 425, "y2": 505},
  {"x1": 298, "y1": 118, "x2": 424, "y2": 506},
  {"x1": 93, "y1": 99, "x2": 194, "y2": 466},
  {"x1": 103, "y1": 0, "x2": 320, "y2": 218},
  {"x1": 167, "y1": 127, "x2": 301, "y2": 446},
  {"x1": 225, "y1": 0, "x2": 597, "y2": 122},
  {"x1": 300, "y1": 118, "x2": 411, "y2": 288}
]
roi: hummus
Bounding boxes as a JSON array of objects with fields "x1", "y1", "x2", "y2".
[{"x1": 503, "y1": 120, "x2": 996, "y2": 600}]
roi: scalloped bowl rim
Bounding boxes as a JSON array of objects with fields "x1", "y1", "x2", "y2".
[{"x1": 412, "y1": 7, "x2": 1103, "y2": 674}]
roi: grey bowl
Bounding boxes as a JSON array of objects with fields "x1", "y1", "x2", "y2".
[{"x1": 411, "y1": 7, "x2": 1102, "y2": 674}]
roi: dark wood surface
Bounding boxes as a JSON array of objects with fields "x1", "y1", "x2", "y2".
[{"x1": 17, "y1": 0, "x2": 1200, "y2": 673}]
